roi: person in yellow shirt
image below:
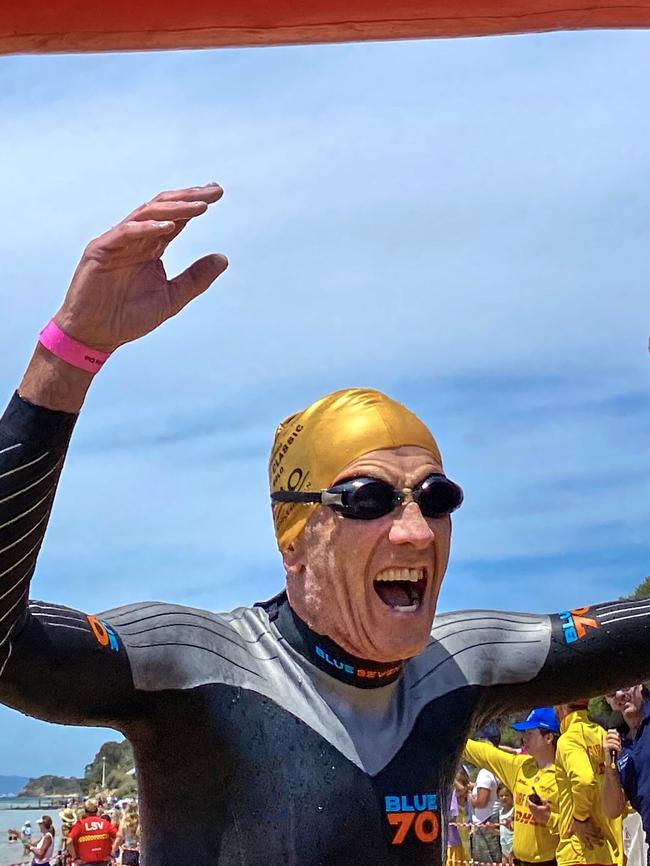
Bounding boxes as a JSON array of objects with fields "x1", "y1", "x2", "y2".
[
  {"x1": 554, "y1": 701, "x2": 622, "y2": 866},
  {"x1": 463, "y1": 707, "x2": 561, "y2": 866}
]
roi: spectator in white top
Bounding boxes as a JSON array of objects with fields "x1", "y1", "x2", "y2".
[
  {"x1": 27, "y1": 816, "x2": 55, "y2": 866},
  {"x1": 469, "y1": 724, "x2": 503, "y2": 866},
  {"x1": 21, "y1": 820, "x2": 33, "y2": 857}
]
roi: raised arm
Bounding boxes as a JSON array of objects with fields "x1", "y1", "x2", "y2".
[
  {"x1": 463, "y1": 738, "x2": 522, "y2": 795},
  {"x1": 0, "y1": 184, "x2": 227, "y2": 724},
  {"x1": 431, "y1": 601, "x2": 650, "y2": 723},
  {"x1": 526, "y1": 600, "x2": 650, "y2": 706},
  {"x1": 19, "y1": 183, "x2": 226, "y2": 414}
]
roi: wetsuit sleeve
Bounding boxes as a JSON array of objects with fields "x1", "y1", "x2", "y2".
[
  {"x1": 0, "y1": 393, "x2": 139, "y2": 726},
  {"x1": 525, "y1": 600, "x2": 650, "y2": 706},
  {"x1": 556, "y1": 731, "x2": 597, "y2": 821},
  {"x1": 463, "y1": 739, "x2": 522, "y2": 794},
  {"x1": 445, "y1": 601, "x2": 650, "y2": 718}
]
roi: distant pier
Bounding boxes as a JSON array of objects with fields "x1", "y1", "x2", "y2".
[{"x1": 3, "y1": 794, "x2": 79, "y2": 809}]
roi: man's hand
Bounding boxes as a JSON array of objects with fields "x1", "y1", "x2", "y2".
[
  {"x1": 19, "y1": 184, "x2": 227, "y2": 412},
  {"x1": 571, "y1": 816, "x2": 604, "y2": 849},
  {"x1": 527, "y1": 797, "x2": 550, "y2": 826},
  {"x1": 54, "y1": 184, "x2": 228, "y2": 352},
  {"x1": 601, "y1": 729, "x2": 627, "y2": 819},
  {"x1": 603, "y1": 729, "x2": 622, "y2": 770}
]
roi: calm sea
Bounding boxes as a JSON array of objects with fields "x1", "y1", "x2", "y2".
[{"x1": 0, "y1": 799, "x2": 61, "y2": 866}]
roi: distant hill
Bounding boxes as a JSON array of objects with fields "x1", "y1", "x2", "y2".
[
  {"x1": 0, "y1": 775, "x2": 30, "y2": 795},
  {"x1": 19, "y1": 775, "x2": 82, "y2": 796},
  {"x1": 14, "y1": 739, "x2": 135, "y2": 801},
  {"x1": 2, "y1": 737, "x2": 136, "y2": 802}
]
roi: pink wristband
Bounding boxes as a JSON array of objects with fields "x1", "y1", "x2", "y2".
[{"x1": 39, "y1": 320, "x2": 111, "y2": 374}]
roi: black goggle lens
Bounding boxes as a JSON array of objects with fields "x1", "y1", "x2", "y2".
[
  {"x1": 340, "y1": 479, "x2": 397, "y2": 519},
  {"x1": 329, "y1": 474, "x2": 463, "y2": 520},
  {"x1": 417, "y1": 474, "x2": 464, "y2": 518}
]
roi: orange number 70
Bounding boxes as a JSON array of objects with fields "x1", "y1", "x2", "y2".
[{"x1": 386, "y1": 811, "x2": 440, "y2": 845}]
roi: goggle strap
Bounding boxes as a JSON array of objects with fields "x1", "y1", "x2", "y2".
[
  {"x1": 271, "y1": 490, "x2": 323, "y2": 504},
  {"x1": 271, "y1": 490, "x2": 346, "y2": 506}
]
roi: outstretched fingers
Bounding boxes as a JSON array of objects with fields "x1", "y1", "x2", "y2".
[
  {"x1": 91, "y1": 219, "x2": 177, "y2": 253},
  {"x1": 130, "y1": 200, "x2": 208, "y2": 222},
  {"x1": 126, "y1": 183, "x2": 223, "y2": 218},
  {"x1": 153, "y1": 183, "x2": 224, "y2": 205},
  {"x1": 88, "y1": 220, "x2": 177, "y2": 257},
  {"x1": 125, "y1": 184, "x2": 224, "y2": 244},
  {"x1": 91, "y1": 183, "x2": 224, "y2": 257}
]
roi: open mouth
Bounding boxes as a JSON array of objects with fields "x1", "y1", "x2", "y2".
[{"x1": 373, "y1": 567, "x2": 427, "y2": 612}]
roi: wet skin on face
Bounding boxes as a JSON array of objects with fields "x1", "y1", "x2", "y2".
[{"x1": 284, "y1": 446, "x2": 452, "y2": 663}]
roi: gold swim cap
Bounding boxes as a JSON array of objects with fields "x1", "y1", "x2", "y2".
[{"x1": 269, "y1": 388, "x2": 442, "y2": 551}]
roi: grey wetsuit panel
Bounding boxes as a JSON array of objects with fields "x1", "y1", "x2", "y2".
[{"x1": 103, "y1": 601, "x2": 550, "y2": 775}]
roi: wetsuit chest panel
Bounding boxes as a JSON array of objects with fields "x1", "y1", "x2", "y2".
[
  {"x1": 134, "y1": 683, "x2": 477, "y2": 866},
  {"x1": 104, "y1": 601, "x2": 550, "y2": 776}
]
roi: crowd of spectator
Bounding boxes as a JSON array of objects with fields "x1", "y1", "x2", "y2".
[
  {"x1": 9, "y1": 796, "x2": 140, "y2": 866},
  {"x1": 58, "y1": 796, "x2": 139, "y2": 866},
  {"x1": 452, "y1": 685, "x2": 650, "y2": 866}
]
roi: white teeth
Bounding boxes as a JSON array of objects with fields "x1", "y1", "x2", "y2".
[{"x1": 375, "y1": 568, "x2": 424, "y2": 583}]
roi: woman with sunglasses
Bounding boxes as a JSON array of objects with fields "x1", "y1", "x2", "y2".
[
  {"x1": 5, "y1": 185, "x2": 650, "y2": 866},
  {"x1": 27, "y1": 816, "x2": 56, "y2": 866}
]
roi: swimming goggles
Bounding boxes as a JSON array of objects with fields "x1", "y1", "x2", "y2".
[{"x1": 271, "y1": 473, "x2": 463, "y2": 520}]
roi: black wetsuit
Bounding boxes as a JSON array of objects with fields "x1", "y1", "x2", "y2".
[{"x1": 2, "y1": 391, "x2": 650, "y2": 866}]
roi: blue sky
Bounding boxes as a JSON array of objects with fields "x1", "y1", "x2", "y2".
[{"x1": 0, "y1": 29, "x2": 648, "y2": 778}]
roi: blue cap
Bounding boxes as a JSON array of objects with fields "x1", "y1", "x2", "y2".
[{"x1": 511, "y1": 707, "x2": 560, "y2": 733}]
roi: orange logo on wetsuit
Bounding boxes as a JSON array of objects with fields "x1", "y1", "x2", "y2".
[
  {"x1": 87, "y1": 615, "x2": 119, "y2": 651},
  {"x1": 559, "y1": 607, "x2": 599, "y2": 644},
  {"x1": 384, "y1": 793, "x2": 440, "y2": 845},
  {"x1": 358, "y1": 665, "x2": 401, "y2": 680}
]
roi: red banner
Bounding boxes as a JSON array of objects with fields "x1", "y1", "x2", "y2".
[{"x1": 2, "y1": 0, "x2": 650, "y2": 55}]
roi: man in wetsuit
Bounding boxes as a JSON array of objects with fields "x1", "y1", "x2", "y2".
[{"x1": 2, "y1": 183, "x2": 650, "y2": 866}]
